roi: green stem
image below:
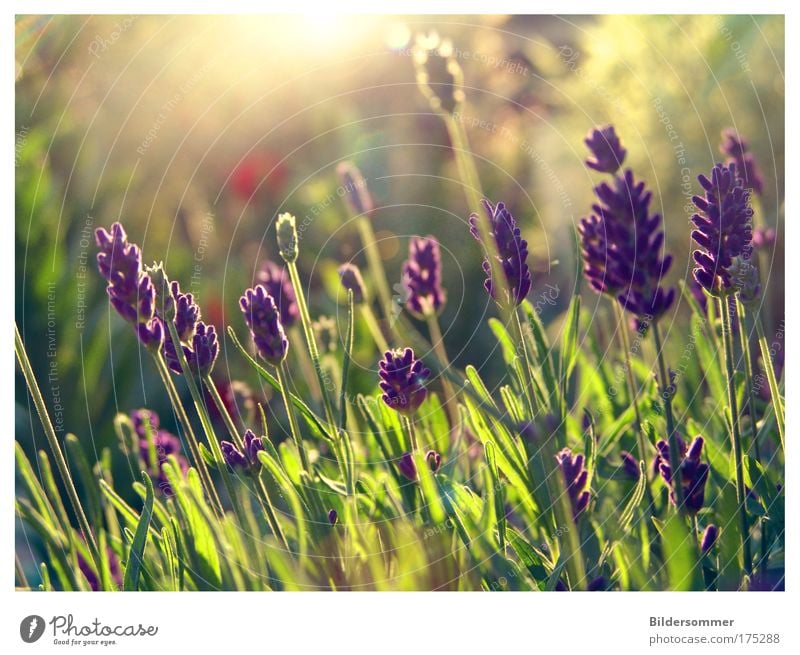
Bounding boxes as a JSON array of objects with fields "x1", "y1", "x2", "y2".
[
  {"x1": 425, "y1": 312, "x2": 460, "y2": 430},
  {"x1": 286, "y1": 261, "x2": 337, "y2": 428},
  {"x1": 511, "y1": 308, "x2": 538, "y2": 419},
  {"x1": 651, "y1": 320, "x2": 684, "y2": 511},
  {"x1": 718, "y1": 297, "x2": 752, "y2": 576},
  {"x1": 356, "y1": 216, "x2": 395, "y2": 334},
  {"x1": 277, "y1": 362, "x2": 312, "y2": 475},
  {"x1": 361, "y1": 304, "x2": 389, "y2": 353},
  {"x1": 735, "y1": 299, "x2": 761, "y2": 461},
  {"x1": 613, "y1": 303, "x2": 655, "y2": 506},
  {"x1": 752, "y1": 313, "x2": 784, "y2": 451},
  {"x1": 14, "y1": 323, "x2": 102, "y2": 576},
  {"x1": 404, "y1": 415, "x2": 420, "y2": 453}
]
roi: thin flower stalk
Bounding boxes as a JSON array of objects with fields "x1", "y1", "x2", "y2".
[
  {"x1": 718, "y1": 298, "x2": 753, "y2": 575},
  {"x1": 15, "y1": 324, "x2": 104, "y2": 584},
  {"x1": 734, "y1": 299, "x2": 761, "y2": 461},
  {"x1": 752, "y1": 314, "x2": 784, "y2": 451}
]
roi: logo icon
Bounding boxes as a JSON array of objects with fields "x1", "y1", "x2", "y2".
[{"x1": 20, "y1": 615, "x2": 45, "y2": 644}]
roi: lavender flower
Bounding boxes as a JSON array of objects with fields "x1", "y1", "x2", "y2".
[
  {"x1": 222, "y1": 430, "x2": 265, "y2": 471},
  {"x1": 338, "y1": 263, "x2": 366, "y2": 305},
  {"x1": 720, "y1": 128, "x2": 764, "y2": 196},
  {"x1": 95, "y1": 223, "x2": 163, "y2": 350},
  {"x1": 337, "y1": 161, "x2": 374, "y2": 216},
  {"x1": 328, "y1": 509, "x2": 339, "y2": 525},
  {"x1": 170, "y1": 281, "x2": 199, "y2": 342},
  {"x1": 397, "y1": 452, "x2": 418, "y2": 481},
  {"x1": 701, "y1": 524, "x2": 718, "y2": 554},
  {"x1": 469, "y1": 199, "x2": 532, "y2": 306},
  {"x1": 164, "y1": 321, "x2": 218, "y2": 376},
  {"x1": 257, "y1": 260, "x2": 298, "y2": 328},
  {"x1": 240, "y1": 285, "x2": 289, "y2": 366},
  {"x1": 727, "y1": 256, "x2": 762, "y2": 308},
  {"x1": 378, "y1": 348, "x2": 430, "y2": 415},
  {"x1": 691, "y1": 163, "x2": 753, "y2": 295},
  {"x1": 276, "y1": 213, "x2": 298, "y2": 264},
  {"x1": 578, "y1": 137, "x2": 675, "y2": 318},
  {"x1": 426, "y1": 450, "x2": 442, "y2": 473},
  {"x1": 654, "y1": 435, "x2": 709, "y2": 514},
  {"x1": 584, "y1": 125, "x2": 627, "y2": 174},
  {"x1": 402, "y1": 236, "x2": 446, "y2": 318},
  {"x1": 555, "y1": 448, "x2": 590, "y2": 521}
]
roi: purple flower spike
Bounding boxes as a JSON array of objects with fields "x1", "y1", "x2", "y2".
[
  {"x1": 240, "y1": 285, "x2": 289, "y2": 366},
  {"x1": 578, "y1": 163, "x2": 675, "y2": 319},
  {"x1": 170, "y1": 281, "x2": 200, "y2": 342},
  {"x1": 469, "y1": 199, "x2": 532, "y2": 306},
  {"x1": 555, "y1": 448, "x2": 591, "y2": 521},
  {"x1": 188, "y1": 322, "x2": 219, "y2": 376},
  {"x1": 397, "y1": 452, "x2": 418, "y2": 481},
  {"x1": 402, "y1": 236, "x2": 446, "y2": 318},
  {"x1": 338, "y1": 263, "x2": 367, "y2": 305},
  {"x1": 378, "y1": 348, "x2": 430, "y2": 415},
  {"x1": 701, "y1": 524, "x2": 718, "y2": 554},
  {"x1": 720, "y1": 128, "x2": 763, "y2": 196},
  {"x1": 691, "y1": 163, "x2": 754, "y2": 296},
  {"x1": 620, "y1": 451, "x2": 641, "y2": 480},
  {"x1": 221, "y1": 441, "x2": 248, "y2": 470},
  {"x1": 243, "y1": 429, "x2": 265, "y2": 466},
  {"x1": 134, "y1": 410, "x2": 188, "y2": 496},
  {"x1": 337, "y1": 161, "x2": 374, "y2": 216},
  {"x1": 328, "y1": 509, "x2": 339, "y2": 525},
  {"x1": 95, "y1": 223, "x2": 163, "y2": 351},
  {"x1": 584, "y1": 125, "x2": 627, "y2": 174},
  {"x1": 654, "y1": 435, "x2": 709, "y2": 514},
  {"x1": 426, "y1": 450, "x2": 442, "y2": 473},
  {"x1": 257, "y1": 260, "x2": 298, "y2": 328}
]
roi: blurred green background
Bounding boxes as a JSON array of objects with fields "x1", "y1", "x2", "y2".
[{"x1": 15, "y1": 14, "x2": 783, "y2": 514}]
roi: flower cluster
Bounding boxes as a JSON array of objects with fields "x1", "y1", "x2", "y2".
[
  {"x1": 337, "y1": 161, "x2": 374, "y2": 216},
  {"x1": 95, "y1": 223, "x2": 163, "y2": 350},
  {"x1": 161, "y1": 281, "x2": 219, "y2": 377},
  {"x1": 338, "y1": 263, "x2": 367, "y2": 305},
  {"x1": 555, "y1": 448, "x2": 591, "y2": 521},
  {"x1": 240, "y1": 285, "x2": 289, "y2": 366},
  {"x1": 578, "y1": 126, "x2": 675, "y2": 318},
  {"x1": 379, "y1": 348, "x2": 430, "y2": 415},
  {"x1": 469, "y1": 199, "x2": 532, "y2": 306},
  {"x1": 257, "y1": 261, "x2": 298, "y2": 328},
  {"x1": 402, "y1": 236, "x2": 446, "y2": 318},
  {"x1": 413, "y1": 32, "x2": 464, "y2": 115},
  {"x1": 691, "y1": 163, "x2": 754, "y2": 295},
  {"x1": 654, "y1": 435, "x2": 709, "y2": 514},
  {"x1": 221, "y1": 430, "x2": 265, "y2": 472}
]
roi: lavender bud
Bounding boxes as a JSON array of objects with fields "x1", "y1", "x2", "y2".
[
  {"x1": 402, "y1": 236, "x2": 446, "y2": 318},
  {"x1": 413, "y1": 32, "x2": 464, "y2": 115},
  {"x1": 701, "y1": 524, "x2": 718, "y2": 554},
  {"x1": 328, "y1": 509, "x2": 339, "y2": 525},
  {"x1": 727, "y1": 256, "x2": 762, "y2": 308},
  {"x1": 338, "y1": 263, "x2": 367, "y2": 305},
  {"x1": 469, "y1": 199, "x2": 532, "y2": 307},
  {"x1": 221, "y1": 441, "x2": 248, "y2": 470},
  {"x1": 397, "y1": 452, "x2": 418, "y2": 481},
  {"x1": 584, "y1": 125, "x2": 627, "y2": 174},
  {"x1": 240, "y1": 285, "x2": 289, "y2": 366},
  {"x1": 720, "y1": 128, "x2": 763, "y2": 196},
  {"x1": 276, "y1": 213, "x2": 299, "y2": 264},
  {"x1": 654, "y1": 435, "x2": 709, "y2": 514},
  {"x1": 337, "y1": 161, "x2": 374, "y2": 216},
  {"x1": 426, "y1": 450, "x2": 442, "y2": 473},
  {"x1": 170, "y1": 281, "x2": 200, "y2": 342},
  {"x1": 555, "y1": 448, "x2": 591, "y2": 521},
  {"x1": 243, "y1": 429, "x2": 265, "y2": 467},
  {"x1": 620, "y1": 451, "x2": 641, "y2": 480},
  {"x1": 378, "y1": 347, "x2": 430, "y2": 415}
]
